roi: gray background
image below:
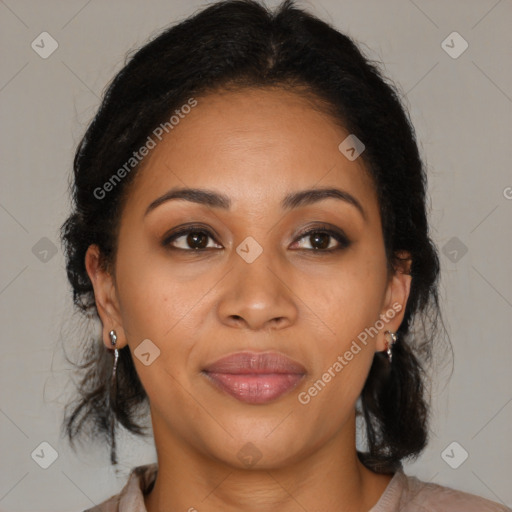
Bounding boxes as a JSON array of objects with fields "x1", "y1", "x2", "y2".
[{"x1": 1, "y1": 0, "x2": 511, "y2": 510}]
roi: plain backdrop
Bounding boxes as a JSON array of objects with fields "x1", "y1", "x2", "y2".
[{"x1": 0, "y1": 0, "x2": 511, "y2": 510}]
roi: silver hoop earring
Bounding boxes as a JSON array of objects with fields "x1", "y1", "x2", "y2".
[
  {"x1": 384, "y1": 330, "x2": 397, "y2": 363},
  {"x1": 109, "y1": 329, "x2": 119, "y2": 381}
]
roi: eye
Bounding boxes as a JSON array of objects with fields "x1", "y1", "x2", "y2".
[
  {"x1": 162, "y1": 223, "x2": 351, "y2": 253},
  {"x1": 162, "y1": 226, "x2": 221, "y2": 251},
  {"x1": 290, "y1": 224, "x2": 351, "y2": 252}
]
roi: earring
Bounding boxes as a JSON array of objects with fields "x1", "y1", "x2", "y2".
[
  {"x1": 109, "y1": 329, "x2": 119, "y2": 381},
  {"x1": 384, "y1": 330, "x2": 397, "y2": 363},
  {"x1": 108, "y1": 329, "x2": 119, "y2": 465}
]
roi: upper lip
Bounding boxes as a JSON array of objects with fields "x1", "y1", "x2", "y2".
[{"x1": 203, "y1": 351, "x2": 306, "y2": 375}]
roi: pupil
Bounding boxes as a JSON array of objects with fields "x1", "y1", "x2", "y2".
[
  {"x1": 188, "y1": 232, "x2": 207, "y2": 249},
  {"x1": 312, "y1": 233, "x2": 329, "y2": 250}
]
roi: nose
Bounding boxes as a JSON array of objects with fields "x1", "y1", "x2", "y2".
[{"x1": 216, "y1": 250, "x2": 299, "y2": 332}]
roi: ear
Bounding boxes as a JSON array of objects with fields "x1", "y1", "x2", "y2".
[
  {"x1": 85, "y1": 244, "x2": 127, "y2": 349},
  {"x1": 375, "y1": 250, "x2": 412, "y2": 352}
]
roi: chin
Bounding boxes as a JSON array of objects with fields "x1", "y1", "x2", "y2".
[{"x1": 196, "y1": 420, "x2": 314, "y2": 471}]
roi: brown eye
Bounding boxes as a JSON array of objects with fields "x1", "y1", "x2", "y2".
[
  {"x1": 162, "y1": 224, "x2": 350, "y2": 253},
  {"x1": 184, "y1": 231, "x2": 210, "y2": 249},
  {"x1": 163, "y1": 228, "x2": 221, "y2": 251},
  {"x1": 291, "y1": 225, "x2": 351, "y2": 252},
  {"x1": 308, "y1": 232, "x2": 331, "y2": 250}
]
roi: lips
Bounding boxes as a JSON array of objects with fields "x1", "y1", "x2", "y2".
[{"x1": 202, "y1": 352, "x2": 306, "y2": 404}]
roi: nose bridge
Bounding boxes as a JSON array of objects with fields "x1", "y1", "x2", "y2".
[{"x1": 217, "y1": 239, "x2": 298, "y2": 330}]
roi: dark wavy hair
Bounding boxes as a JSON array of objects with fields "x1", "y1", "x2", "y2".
[{"x1": 60, "y1": 0, "x2": 446, "y2": 472}]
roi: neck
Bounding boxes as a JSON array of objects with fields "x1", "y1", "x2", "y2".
[{"x1": 144, "y1": 412, "x2": 393, "y2": 512}]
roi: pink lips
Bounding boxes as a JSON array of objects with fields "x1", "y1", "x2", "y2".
[{"x1": 202, "y1": 352, "x2": 306, "y2": 404}]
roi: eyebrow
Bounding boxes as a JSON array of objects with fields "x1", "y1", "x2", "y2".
[{"x1": 144, "y1": 186, "x2": 367, "y2": 220}]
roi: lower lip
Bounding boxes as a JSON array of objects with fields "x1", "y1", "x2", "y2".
[{"x1": 203, "y1": 372, "x2": 304, "y2": 404}]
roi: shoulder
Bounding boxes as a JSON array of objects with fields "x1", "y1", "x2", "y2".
[
  {"x1": 82, "y1": 463, "x2": 158, "y2": 512},
  {"x1": 396, "y1": 472, "x2": 511, "y2": 512}
]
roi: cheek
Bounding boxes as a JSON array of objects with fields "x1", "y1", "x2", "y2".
[
  {"x1": 297, "y1": 289, "x2": 379, "y2": 427},
  {"x1": 114, "y1": 242, "x2": 201, "y2": 340},
  {"x1": 294, "y1": 339, "x2": 375, "y2": 449},
  {"x1": 114, "y1": 257, "x2": 199, "y2": 408},
  {"x1": 113, "y1": 245, "x2": 218, "y2": 398},
  {"x1": 295, "y1": 249, "x2": 386, "y2": 406},
  {"x1": 301, "y1": 251, "x2": 387, "y2": 345}
]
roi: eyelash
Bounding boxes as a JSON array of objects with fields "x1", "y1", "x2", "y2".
[{"x1": 161, "y1": 224, "x2": 351, "y2": 254}]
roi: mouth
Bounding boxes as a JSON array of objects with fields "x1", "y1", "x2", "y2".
[{"x1": 202, "y1": 351, "x2": 306, "y2": 404}]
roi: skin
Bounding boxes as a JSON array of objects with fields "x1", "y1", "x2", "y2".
[{"x1": 86, "y1": 87, "x2": 412, "y2": 512}]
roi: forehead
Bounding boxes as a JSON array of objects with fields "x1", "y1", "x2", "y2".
[{"x1": 125, "y1": 87, "x2": 379, "y2": 218}]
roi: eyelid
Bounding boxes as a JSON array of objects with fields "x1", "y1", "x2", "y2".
[{"x1": 293, "y1": 222, "x2": 347, "y2": 240}]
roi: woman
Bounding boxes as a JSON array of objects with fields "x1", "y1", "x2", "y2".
[{"x1": 60, "y1": 0, "x2": 510, "y2": 510}]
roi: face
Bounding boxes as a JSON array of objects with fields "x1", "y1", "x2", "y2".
[{"x1": 86, "y1": 87, "x2": 411, "y2": 469}]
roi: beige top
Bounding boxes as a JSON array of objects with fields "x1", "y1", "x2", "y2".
[{"x1": 84, "y1": 463, "x2": 511, "y2": 512}]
